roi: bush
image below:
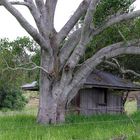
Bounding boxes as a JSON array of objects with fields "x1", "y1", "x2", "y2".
[{"x1": 0, "y1": 86, "x2": 27, "y2": 110}]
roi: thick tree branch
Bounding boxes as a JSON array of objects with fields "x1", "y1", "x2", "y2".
[
  {"x1": 90, "y1": 39, "x2": 140, "y2": 58},
  {"x1": 89, "y1": 40, "x2": 140, "y2": 69},
  {"x1": 23, "y1": 0, "x2": 45, "y2": 34},
  {"x1": 26, "y1": 0, "x2": 50, "y2": 39},
  {"x1": 45, "y1": 0, "x2": 57, "y2": 32},
  {"x1": 81, "y1": 0, "x2": 99, "y2": 41},
  {"x1": 35, "y1": 0, "x2": 45, "y2": 15},
  {"x1": 25, "y1": 1, "x2": 40, "y2": 23},
  {"x1": 59, "y1": 29, "x2": 81, "y2": 69},
  {"x1": 90, "y1": 43, "x2": 140, "y2": 67},
  {"x1": 0, "y1": 1, "x2": 29, "y2": 6},
  {"x1": 65, "y1": 0, "x2": 100, "y2": 70},
  {"x1": 34, "y1": 0, "x2": 51, "y2": 35},
  {"x1": 92, "y1": 9, "x2": 140, "y2": 37},
  {"x1": 1, "y1": 0, "x2": 50, "y2": 51},
  {"x1": 57, "y1": 0, "x2": 91, "y2": 44},
  {"x1": 35, "y1": 0, "x2": 52, "y2": 34}
]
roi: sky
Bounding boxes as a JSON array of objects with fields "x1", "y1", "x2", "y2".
[{"x1": 0, "y1": 0, "x2": 140, "y2": 40}]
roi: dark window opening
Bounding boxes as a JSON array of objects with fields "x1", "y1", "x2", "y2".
[
  {"x1": 98, "y1": 89, "x2": 107, "y2": 106},
  {"x1": 104, "y1": 89, "x2": 107, "y2": 104}
]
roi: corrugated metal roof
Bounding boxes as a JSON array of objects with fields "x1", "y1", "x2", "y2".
[
  {"x1": 85, "y1": 70, "x2": 140, "y2": 90},
  {"x1": 21, "y1": 81, "x2": 38, "y2": 91},
  {"x1": 21, "y1": 70, "x2": 140, "y2": 91}
]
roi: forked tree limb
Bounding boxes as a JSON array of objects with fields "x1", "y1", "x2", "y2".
[
  {"x1": 35, "y1": 0, "x2": 45, "y2": 15},
  {"x1": 65, "y1": 9, "x2": 140, "y2": 71},
  {"x1": 68, "y1": 9, "x2": 140, "y2": 69},
  {"x1": 57, "y1": 0, "x2": 91, "y2": 44},
  {"x1": 59, "y1": 29, "x2": 81, "y2": 69},
  {"x1": 65, "y1": 0, "x2": 100, "y2": 70},
  {"x1": 61, "y1": 0, "x2": 138, "y2": 70}
]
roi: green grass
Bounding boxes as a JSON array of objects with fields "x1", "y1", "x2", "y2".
[
  {"x1": 0, "y1": 112, "x2": 140, "y2": 140},
  {"x1": 0, "y1": 99, "x2": 139, "y2": 140}
]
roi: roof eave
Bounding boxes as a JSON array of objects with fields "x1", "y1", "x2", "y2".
[{"x1": 83, "y1": 83, "x2": 140, "y2": 91}]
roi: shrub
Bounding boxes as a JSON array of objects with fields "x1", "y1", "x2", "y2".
[{"x1": 0, "y1": 86, "x2": 27, "y2": 110}]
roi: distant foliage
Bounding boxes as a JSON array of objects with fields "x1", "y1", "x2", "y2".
[
  {"x1": 0, "y1": 37, "x2": 41, "y2": 110},
  {"x1": 0, "y1": 86, "x2": 27, "y2": 110}
]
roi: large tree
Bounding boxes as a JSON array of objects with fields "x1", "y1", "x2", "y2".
[{"x1": 1, "y1": 0, "x2": 140, "y2": 124}]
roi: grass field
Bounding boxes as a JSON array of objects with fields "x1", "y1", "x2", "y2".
[
  {"x1": 0, "y1": 112, "x2": 140, "y2": 140},
  {"x1": 0, "y1": 93, "x2": 140, "y2": 140}
]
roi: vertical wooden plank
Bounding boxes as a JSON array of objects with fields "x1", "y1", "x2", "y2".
[
  {"x1": 87, "y1": 89, "x2": 93, "y2": 115},
  {"x1": 107, "y1": 90, "x2": 123, "y2": 114},
  {"x1": 80, "y1": 89, "x2": 88, "y2": 115},
  {"x1": 107, "y1": 90, "x2": 116, "y2": 114},
  {"x1": 106, "y1": 91, "x2": 109, "y2": 114},
  {"x1": 80, "y1": 89, "x2": 84, "y2": 115},
  {"x1": 92, "y1": 88, "x2": 97, "y2": 114}
]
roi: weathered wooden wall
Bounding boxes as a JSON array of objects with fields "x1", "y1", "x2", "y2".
[
  {"x1": 107, "y1": 91, "x2": 123, "y2": 114},
  {"x1": 79, "y1": 88, "x2": 123, "y2": 115}
]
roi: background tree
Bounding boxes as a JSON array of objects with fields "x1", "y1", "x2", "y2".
[
  {"x1": 1, "y1": 0, "x2": 140, "y2": 124},
  {"x1": 0, "y1": 37, "x2": 38, "y2": 110},
  {"x1": 0, "y1": 37, "x2": 39, "y2": 86}
]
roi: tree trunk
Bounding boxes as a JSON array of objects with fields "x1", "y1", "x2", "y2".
[
  {"x1": 37, "y1": 93, "x2": 66, "y2": 124},
  {"x1": 56, "y1": 103, "x2": 66, "y2": 123},
  {"x1": 37, "y1": 49, "x2": 66, "y2": 124}
]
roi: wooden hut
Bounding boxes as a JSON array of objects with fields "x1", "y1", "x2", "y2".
[
  {"x1": 72, "y1": 70, "x2": 140, "y2": 115},
  {"x1": 21, "y1": 70, "x2": 140, "y2": 115}
]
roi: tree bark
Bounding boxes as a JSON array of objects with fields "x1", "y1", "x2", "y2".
[
  {"x1": 56, "y1": 102, "x2": 66, "y2": 123},
  {"x1": 37, "y1": 49, "x2": 66, "y2": 124},
  {"x1": 37, "y1": 91, "x2": 66, "y2": 124}
]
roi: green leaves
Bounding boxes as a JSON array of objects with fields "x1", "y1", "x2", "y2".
[
  {"x1": 0, "y1": 86, "x2": 27, "y2": 110},
  {"x1": 94, "y1": 0, "x2": 133, "y2": 26},
  {"x1": 0, "y1": 37, "x2": 39, "y2": 88}
]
